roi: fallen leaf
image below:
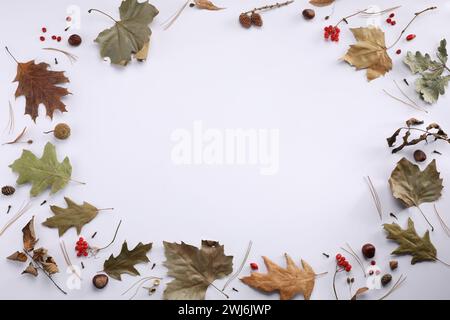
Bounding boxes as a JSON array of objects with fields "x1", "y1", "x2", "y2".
[
  {"x1": 43, "y1": 197, "x2": 102, "y2": 236},
  {"x1": 351, "y1": 287, "x2": 369, "y2": 300},
  {"x1": 9, "y1": 142, "x2": 72, "y2": 197},
  {"x1": 383, "y1": 218, "x2": 437, "y2": 264},
  {"x1": 389, "y1": 158, "x2": 443, "y2": 208},
  {"x1": 241, "y1": 254, "x2": 316, "y2": 300},
  {"x1": 415, "y1": 70, "x2": 450, "y2": 104},
  {"x1": 194, "y1": 0, "x2": 224, "y2": 10},
  {"x1": 343, "y1": 27, "x2": 392, "y2": 81},
  {"x1": 22, "y1": 263, "x2": 38, "y2": 277},
  {"x1": 7, "y1": 251, "x2": 27, "y2": 262},
  {"x1": 42, "y1": 256, "x2": 59, "y2": 275},
  {"x1": 309, "y1": 0, "x2": 335, "y2": 7},
  {"x1": 103, "y1": 241, "x2": 152, "y2": 280},
  {"x1": 22, "y1": 216, "x2": 38, "y2": 251},
  {"x1": 93, "y1": 0, "x2": 159, "y2": 66},
  {"x1": 404, "y1": 51, "x2": 440, "y2": 74},
  {"x1": 32, "y1": 248, "x2": 48, "y2": 262},
  {"x1": 13, "y1": 60, "x2": 69, "y2": 121},
  {"x1": 163, "y1": 240, "x2": 233, "y2": 300}
]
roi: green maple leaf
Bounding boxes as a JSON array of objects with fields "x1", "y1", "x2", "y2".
[
  {"x1": 163, "y1": 240, "x2": 233, "y2": 300},
  {"x1": 415, "y1": 70, "x2": 450, "y2": 104},
  {"x1": 383, "y1": 218, "x2": 437, "y2": 264},
  {"x1": 103, "y1": 241, "x2": 152, "y2": 280},
  {"x1": 92, "y1": 0, "x2": 159, "y2": 66},
  {"x1": 43, "y1": 197, "x2": 101, "y2": 236},
  {"x1": 9, "y1": 142, "x2": 72, "y2": 197}
]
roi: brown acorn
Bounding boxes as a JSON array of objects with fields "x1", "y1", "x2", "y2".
[
  {"x1": 239, "y1": 13, "x2": 252, "y2": 29},
  {"x1": 1, "y1": 186, "x2": 15, "y2": 196},
  {"x1": 361, "y1": 243, "x2": 376, "y2": 259},
  {"x1": 93, "y1": 274, "x2": 109, "y2": 289},
  {"x1": 413, "y1": 150, "x2": 426, "y2": 162},
  {"x1": 68, "y1": 34, "x2": 82, "y2": 47},
  {"x1": 251, "y1": 12, "x2": 263, "y2": 27}
]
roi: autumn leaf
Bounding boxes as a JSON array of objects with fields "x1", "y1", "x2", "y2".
[
  {"x1": 309, "y1": 0, "x2": 335, "y2": 7},
  {"x1": 22, "y1": 263, "x2": 38, "y2": 277},
  {"x1": 91, "y1": 0, "x2": 159, "y2": 66},
  {"x1": 43, "y1": 197, "x2": 104, "y2": 237},
  {"x1": 343, "y1": 27, "x2": 392, "y2": 81},
  {"x1": 22, "y1": 216, "x2": 38, "y2": 251},
  {"x1": 7, "y1": 251, "x2": 27, "y2": 262},
  {"x1": 31, "y1": 248, "x2": 59, "y2": 274},
  {"x1": 383, "y1": 218, "x2": 437, "y2": 264},
  {"x1": 13, "y1": 60, "x2": 70, "y2": 121},
  {"x1": 163, "y1": 240, "x2": 233, "y2": 300},
  {"x1": 351, "y1": 287, "x2": 369, "y2": 300},
  {"x1": 194, "y1": 0, "x2": 224, "y2": 10},
  {"x1": 103, "y1": 241, "x2": 152, "y2": 280},
  {"x1": 415, "y1": 70, "x2": 450, "y2": 104},
  {"x1": 241, "y1": 254, "x2": 316, "y2": 300},
  {"x1": 389, "y1": 158, "x2": 443, "y2": 208},
  {"x1": 9, "y1": 142, "x2": 72, "y2": 197}
]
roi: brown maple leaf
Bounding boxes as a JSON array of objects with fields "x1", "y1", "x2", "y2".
[
  {"x1": 241, "y1": 254, "x2": 316, "y2": 300},
  {"x1": 13, "y1": 60, "x2": 70, "y2": 121}
]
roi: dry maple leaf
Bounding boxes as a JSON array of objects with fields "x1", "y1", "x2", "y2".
[
  {"x1": 194, "y1": 0, "x2": 224, "y2": 10},
  {"x1": 343, "y1": 27, "x2": 392, "y2": 81},
  {"x1": 13, "y1": 60, "x2": 70, "y2": 121},
  {"x1": 241, "y1": 254, "x2": 316, "y2": 300}
]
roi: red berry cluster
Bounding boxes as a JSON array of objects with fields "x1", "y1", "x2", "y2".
[
  {"x1": 386, "y1": 13, "x2": 396, "y2": 26},
  {"x1": 250, "y1": 262, "x2": 259, "y2": 270},
  {"x1": 39, "y1": 26, "x2": 62, "y2": 42},
  {"x1": 324, "y1": 25, "x2": 340, "y2": 42},
  {"x1": 335, "y1": 253, "x2": 352, "y2": 272},
  {"x1": 75, "y1": 237, "x2": 89, "y2": 257}
]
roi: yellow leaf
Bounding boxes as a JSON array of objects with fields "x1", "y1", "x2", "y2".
[{"x1": 343, "y1": 27, "x2": 392, "y2": 81}]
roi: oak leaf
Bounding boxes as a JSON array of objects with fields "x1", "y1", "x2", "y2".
[
  {"x1": 43, "y1": 197, "x2": 103, "y2": 237},
  {"x1": 7, "y1": 251, "x2": 27, "y2": 262},
  {"x1": 22, "y1": 216, "x2": 38, "y2": 251},
  {"x1": 309, "y1": 0, "x2": 335, "y2": 7},
  {"x1": 241, "y1": 254, "x2": 316, "y2": 300},
  {"x1": 103, "y1": 241, "x2": 152, "y2": 280},
  {"x1": 92, "y1": 0, "x2": 159, "y2": 66},
  {"x1": 194, "y1": 0, "x2": 224, "y2": 10},
  {"x1": 9, "y1": 142, "x2": 72, "y2": 197},
  {"x1": 163, "y1": 240, "x2": 233, "y2": 300},
  {"x1": 343, "y1": 27, "x2": 392, "y2": 81},
  {"x1": 383, "y1": 218, "x2": 437, "y2": 264},
  {"x1": 13, "y1": 60, "x2": 70, "y2": 121}
]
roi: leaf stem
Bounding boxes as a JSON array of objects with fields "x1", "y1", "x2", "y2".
[
  {"x1": 435, "y1": 257, "x2": 450, "y2": 267},
  {"x1": 70, "y1": 178, "x2": 86, "y2": 185},
  {"x1": 416, "y1": 205, "x2": 435, "y2": 232},
  {"x1": 88, "y1": 8, "x2": 118, "y2": 23},
  {"x1": 5, "y1": 46, "x2": 19, "y2": 64},
  {"x1": 243, "y1": 0, "x2": 294, "y2": 15},
  {"x1": 97, "y1": 220, "x2": 122, "y2": 251},
  {"x1": 387, "y1": 6, "x2": 437, "y2": 50},
  {"x1": 97, "y1": 208, "x2": 114, "y2": 212}
]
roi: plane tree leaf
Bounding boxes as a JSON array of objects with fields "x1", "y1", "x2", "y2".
[{"x1": 9, "y1": 142, "x2": 72, "y2": 197}]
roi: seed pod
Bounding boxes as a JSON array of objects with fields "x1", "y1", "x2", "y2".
[
  {"x1": 381, "y1": 274, "x2": 392, "y2": 286},
  {"x1": 389, "y1": 260, "x2": 398, "y2": 270},
  {"x1": 54, "y1": 123, "x2": 71, "y2": 140},
  {"x1": 361, "y1": 243, "x2": 376, "y2": 259},
  {"x1": 93, "y1": 274, "x2": 109, "y2": 289},
  {"x1": 68, "y1": 34, "x2": 82, "y2": 47},
  {"x1": 1, "y1": 186, "x2": 15, "y2": 196},
  {"x1": 250, "y1": 12, "x2": 263, "y2": 27},
  {"x1": 239, "y1": 13, "x2": 252, "y2": 29},
  {"x1": 413, "y1": 150, "x2": 426, "y2": 162},
  {"x1": 302, "y1": 9, "x2": 315, "y2": 20}
]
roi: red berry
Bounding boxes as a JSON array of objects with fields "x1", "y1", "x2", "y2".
[
  {"x1": 389, "y1": 13, "x2": 395, "y2": 18},
  {"x1": 52, "y1": 35, "x2": 57, "y2": 40},
  {"x1": 336, "y1": 254, "x2": 342, "y2": 260},
  {"x1": 42, "y1": 27, "x2": 47, "y2": 33},
  {"x1": 79, "y1": 237, "x2": 84, "y2": 241},
  {"x1": 335, "y1": 27, "x2": 340, "y2": 33},
  {"x1": 66, "y1": 16, "x2": 72, "y2": 22},
  {"x1": 83, "y1": 251, "x2": 88, "y2": 257},
  {"x1": 406, "y1": 34, "x2": 416, "y2": 41},
  {"x1": 386, "y1": 18, "x2": 392, "y2": 23},
  {"x1": 371, "y1": 260, "x2": 376, "y2": 266},
  {"x1": 391, "y1": 21, "x2": 396, "y2": 26},
  {"x1": 77, "y1": 251, "x2": 82, "y2": 257},
  {"x1": 39, "y1": 36, "x2": 45, "y2": 41},
  {"x1": 250, "y1": 262, "x2": 259, "y2": 270},
  {"x1": 345, "y1": 265, "x2": 352, "y2": 272},
  {"x1": 57, "y1": 36, "x2": 62, "y2": 42},
  {"x1": 396, "y1": 49, "x2": 402, "y2": 55}
]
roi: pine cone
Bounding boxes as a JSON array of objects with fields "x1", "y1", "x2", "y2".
[
  {"x1": 239, "y1": 13, "x2": 251, "y2": 29},
  {"x1": 251, "y1": 12, "x2": 263, "y2": 27},
  {"x1": 1, "y1": 185, "x2": 15, "y2": 196},
  {"x1": 381, "y1": 274, "x2": 392, "y2": 286}
]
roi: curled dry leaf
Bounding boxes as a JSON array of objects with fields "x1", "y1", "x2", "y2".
[
  {"x1": 22, "y1": 263, "x2": 38, "y2": 277},
  {"x1": 343, "y1": 27, "x2": 392, "y2": 81},
  {"x1": 241, "y1": 254, "x2": 316, "y2": 300},
  {"x1": 41, "y1": 256, "x2": 59, "y2": 275},
  {"x1": 351, "y1": 287, "x2": 369, "y2": 300},
  {"x1": 7, "y1": 251, "x2": 27, "y2": 262},
  {"x1": 22, "y1": 216, "x2": 38, "y2": 252},
  {"x1": 194, "y1": 0, "x2": 224, "y2": 10},
  {"x1": 309, "y1": 0, "x2": 335, "y2": 7}
]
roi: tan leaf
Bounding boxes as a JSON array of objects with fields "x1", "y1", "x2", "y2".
[
  {"x1": 32, "y1": 248, "x2": 48, "y2": 262},
  {"x1": 194, "y1": 0, "x2": 224, "y2": 10},
  {"x1": 343, "y1": 27, "x2": 392, "y2": 81},
  {"x1": 22, "y1": 263, "x2": 38, "y2": 277},
  {"x1": 7, "y1": 251, "x2": 27, "y2": 262},
  {"x1": 309, "y1": 0, "x2": 335, "y2": 7},
  {"x1": 22, "y1": 216, "x2": 38, "y2": 251},
  {"x1": 42, "y1": 256, "x2": 59, "y2": 275},
  {"x1": 351, "y1": 287, "x2": 369, "y2": 300},
  {"x1": 241, "y1": 254, "x2": 316, "y2": 300}
]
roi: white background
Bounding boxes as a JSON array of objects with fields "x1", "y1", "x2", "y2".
[{"x1": 0, "y1": 0, "x2": 450, "y2": 300}]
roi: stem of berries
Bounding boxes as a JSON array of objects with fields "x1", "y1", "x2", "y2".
[{"x1": 332, "y1": 253, "x2": 352, "y2": 300}]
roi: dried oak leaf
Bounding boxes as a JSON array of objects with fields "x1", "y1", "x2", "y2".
[
  {"x1": 383, "y1": 218, "x2": 437, "y2": 264},
  {"x1": 9, "y1": 142, "x2": 72, "y2": 197},
  {"x1": 93, "y1": 0, "x2": 159, "y2": 66},
  {"x1": 194, "y1": 0, "x2": 224, "y2": 10},
  {"x1": 7, "y1": 251, "x2": 27, "y2": 263},
  {"x1": 343, "y1": 27, "x2": 392, "y2": 81},
  {"x1": 22, "y1": 216, "x2": 38, "y2": 251},
  {"x1": 309, "y1": 0, "x2": 335, "y2": 7},
  {"x1": 241, "y1": 254, "x2": 316, "y2": 300},
  {"x1": 13, "y1": 60, "x2": 69, "y2": 121},
  {"x1": 22, "y1": 263, "x2": 38, "y2": 277},
  {"x1": 103, "y1": 241, "x2": 152, "y2": 280},
  {"x1": 163, "y1": 240, "x2": 233, "y2": 300},
  {"x1": 43, "y1": 197, "x2": 102, "y2": 237},
  {"x1": 389, "y1": 158, "x2": 443, "y2": 208}
]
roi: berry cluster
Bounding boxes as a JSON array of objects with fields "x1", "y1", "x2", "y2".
[
  {"x1": 386, "y1": 13, "x2": 396, "y2": 26},
  {"x1": 335, "y1": 253, "x2": 352, "y2": 272},
  {"x1": 39, "y1": 26, "x2": 62, "y2": 42},
  {"x1": 75, "y1": 237, "x2": 89, "y2": 257},
  {"x1": 323, "y1": 25, "x2": 340, "y2": 42}
]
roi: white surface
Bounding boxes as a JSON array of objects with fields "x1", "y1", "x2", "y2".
[{"x1": 0, "y1": 0, "x2": 450, "y2": 300}]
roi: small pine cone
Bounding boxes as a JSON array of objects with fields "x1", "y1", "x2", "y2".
[
  {"x1": 381, "y1": 274, "x2": 392, "y2": 286},
  {"x1": 239, "y1": 13, "x2": 251, "y2": 29},
  {"x1": 1, "y1": 186, "x2": 15, "y2": 196},
  {"x1": 251, "y1": 12, "x2": 263, "y2": 27}
]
